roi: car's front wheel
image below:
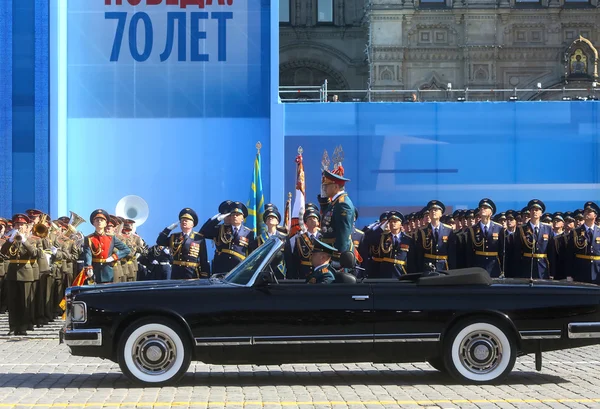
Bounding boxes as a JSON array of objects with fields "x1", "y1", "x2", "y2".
[
  {"x1": 443, "y1": 318, "x2": 516, "y2": 384},
  {"x1": 118, "y1": 317, "x2": 191, "y2": 386}
]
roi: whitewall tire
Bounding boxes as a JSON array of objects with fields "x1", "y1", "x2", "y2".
[
  {"x1": 444, "y1": 319, "x2": 516, "y2": 384},
  {"x1": 118, "y1": 317, "x2": 191, "y2": 385}
]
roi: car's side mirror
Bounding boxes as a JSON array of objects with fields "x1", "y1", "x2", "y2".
[
  {"x1": 256, "y1": 271, "x2": 273, "y2": 286},
  {"x1": 340, "y1": 251, "x2": 356, "y2": 269}
]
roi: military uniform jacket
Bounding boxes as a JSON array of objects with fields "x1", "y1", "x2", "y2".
[
  {"x1": 368, "y1": 228, "x2": 416, "y2": 278},
  {"x1": 466, "y1": 222, "x2": 505, "y2": 278},
  {"x1": 566, "y1": 225, "x2": 600, "y2": 284},
  {"x1": 0, "y1": 238, "x2": 6, "y2": 277},
  {"x1": 199, "y1": 219, "x2": 255, "y2": 275},
  {"x1": 319, "y1": 192, "x2": 355, "y2": 256},
  {"x1": 156, "y1": 230, "x2": 210, "y2": 279},
  {"x1": 305, "y1": 264, "x2": 335, "y2": 284},
  {"x1": 454, "y1": 228, "x2": 468, "y2": 269},
  {"x1": 552, "y1": 232, "x2": 569, "y2": 280},
  {"x1": 54, "y1": 235, "x2": 79, "y2": 275},
  {"x1": 415, "y1": 223, "x2": 457, "y2": 271},
  {"x1": 511, "y1": 223, "x2": 555, "y2": 280},
  {"x1": 284, "y1": 231, "x2": 321, "y2": 279},
  {"x1": 83, "y1": 233, "x2": 131, "y2": 283},
  {"x1": 28, "y1": 235, "x2": 52, "y2": 274},
  {"x1": 0, "y1": 238, "x2": 40, "y2": 282},
  {"x1": 252, "y1": 230, "x2": 287, "y2": 277}
]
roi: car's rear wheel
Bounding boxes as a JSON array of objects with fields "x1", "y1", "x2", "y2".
[
  {"x1": 118, "y1": 317, "x2": 191, "y2": 386},
  {"x1": 443, "y1": 318, "x2": 516, "y2": 384}
]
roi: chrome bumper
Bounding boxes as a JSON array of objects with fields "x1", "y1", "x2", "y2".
[
  {"x1": 568, "y1": 322, "x2": 600, "y2": 339},
  {"x1": 59, "y1": 327, "x2": 103, "y2": 346}
]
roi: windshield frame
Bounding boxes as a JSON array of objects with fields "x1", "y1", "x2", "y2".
[{"x1": 222, "y1": 237, "x2": 284, "y2": 287}]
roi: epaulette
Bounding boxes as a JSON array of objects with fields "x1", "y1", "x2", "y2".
[
  {"x1": 241, "y1": 226, "x2": 251, "y2": 232},
  {"x1": 339, "y1": 196, "x2": 345, "y2": 203},
  {"x1": 541, "y1": 222, "x2": 552, "y2": 227},
  {"x1": 442, "y1": 223, "x2": 452, "y2": 229},
  {"x1": 354, "y1": 228, "x2": 364, "y2": 235},
  {"x1": 492, "y1": 221, "x2": 502, "y2": 227}
]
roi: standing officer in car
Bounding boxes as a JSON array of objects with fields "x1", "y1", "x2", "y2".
[
  {"x1": 200, "y1": 201, "x2": 255, "y2": 275},
  {"x1": 466, "y1": 198, "x2": 505, "y2": 278},
  {"x1": 511, "y1": 199, "x2": 555, "y2": 279},
  {"x1": 415, "y1": 200, "x2": 457, "y2": 271},
  {"x1": 157, "y1": 208, "x2": 210, "y2": 279},
  {"x1": 565, "y1": 201, "x2": 600, "y2": 284}
]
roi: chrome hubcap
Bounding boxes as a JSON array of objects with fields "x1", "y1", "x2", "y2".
[
  {"x1": 132, "y1": 331, "x2": 177, "y2": 375},
  {"x1": 459, "y1": 330, "x2": 503, "y2": 374}
]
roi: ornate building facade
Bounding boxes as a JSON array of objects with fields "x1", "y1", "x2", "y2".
[{"x1": 280, "y1": 0, "x2": 600, "y2": 101}]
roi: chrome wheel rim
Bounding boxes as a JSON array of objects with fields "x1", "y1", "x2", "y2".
[
  {"x1": 459, "y1": 330, "x2": 503, "y2": 375},
  {"x1": 132, "y1": 331, "x2": 177, "y2": 376}
]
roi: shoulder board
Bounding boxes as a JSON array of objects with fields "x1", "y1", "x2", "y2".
[
  {"x1": 354, "y1": 228, "x2": 364, "y2": 235},
  {"x1": 339, "y1": 195, "x2": 345, "y2": 203},
  {"x1": 541, "y1": 222, "x2": 552, "y2": 227},
  {"x1": 442, "y1": 223, "x2": 452, "y2": 229},
  {"x1": 492, "y1": 221, "x2": 502, "y2": 227},
  {"x1": 241, "y1": 226, "x2": 251, "y2": 232}
]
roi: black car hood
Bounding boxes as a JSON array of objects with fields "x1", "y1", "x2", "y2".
[{"x1": 69, "y1": 278, "x2": 226, "y2": 297}]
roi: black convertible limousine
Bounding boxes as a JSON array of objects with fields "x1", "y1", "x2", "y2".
[{"x1": 60, "y1": 237, "x2": 600, "y2": 386}]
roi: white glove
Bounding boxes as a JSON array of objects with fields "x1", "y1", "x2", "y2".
[
  {"x1": 8, "y1": 230, "x2": 18, "y2": 243},
  {"x1": 163, "y1": 248, "x2": 170, "y2": 255},
  {"x1": 152, "y1": 260, "x2": 159, "y2": 265},
  {"x1": 217, "y1": 213, "x2": 230, "y2": 222},
  {"x1": 51, "y1": 246, "x2": 58, "y2": 255},
  {"x1": 320, "y1": 185, "x2": 327, "y2": 198},
  {"x1": 86, "y1": 270, "x2": 94, "y2": 278},
  {"x1": 20, "y1": 235, "x2": 27, "y2": 243},
  {"x1": 567, "y1": 276, "x2": 574, "y2": 282},
  {"x1": 167, "y1": 222, "x2": 179, "y2": 230},
  {"x1": 105, "y1": 256, "x2": 114, "y2": 263}
]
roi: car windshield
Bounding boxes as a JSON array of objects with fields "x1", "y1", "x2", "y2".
[{"x1": 223, "y1": 238, "x2": 280, "y2": 285}]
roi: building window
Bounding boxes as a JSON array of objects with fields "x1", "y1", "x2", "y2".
[
  {"x1": 514, "y1": 0, "x2": 542, "y2": 5},
  {"x1": 280, "y1": 0, "x2": 290, "y2": 23},
  {"x1": 564, "y1": 0, "x2": 591, "y2": 5},
  {"x1": 317, "y1": 0, "x2": 333, "y2": 23},
  {"x1": 418, "y1": 0, "x2": 447, "y2": 8}
]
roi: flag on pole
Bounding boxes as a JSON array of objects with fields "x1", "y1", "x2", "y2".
[
  {"x1": 246, "y1": 142, "x2": 266, "y2": 235},
  {"x1": 59, "y1": 268, "x2": 90, "y2": 318},
  {"x1": 284, "y1": 192, "x2": 292, "y2": 233},
  {"x1": 290, "y1": 146, "x2": 306, "y2": 236}
]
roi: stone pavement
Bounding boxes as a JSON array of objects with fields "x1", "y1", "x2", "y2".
[{"x1": 1, "y1": 313, "x2": 600, "y2": 408}]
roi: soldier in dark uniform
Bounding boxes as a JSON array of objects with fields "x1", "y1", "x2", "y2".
[
  {"x1": 542, "y1": 213, "x2": 553, "y2": 224},
  {"x1": 200, "y1": 201, "x2": 255, "y2": 275},
  {"x1": 318, "y1": 163, "x2": 355, "y2": 261},
  {"x1": 416, "y1": 200, "x2": 457, "y2": 271},
  {"x1": 0, "y1": 214, "x2": 40, "y2": 335},
  {"x1": 284, "y1": 204, "x2": 321, "y2": 280},
  {"x1": 466, "y1": 199, "x2": 506, "y2": 278},
  {"x1": 521, "y1": 207, "x2": 531, "y2": 225},
  {"x1": 252, "y1": 205, "x2": 287, "y2": 279},
  {"x1": 565, "y1": 202, "x2": 600, "y2": 284},
  {"x1": 368, "y1": 211, "x2": 416, "y2": 278},
  {"x1": 574, "y1": 209, "x2": 585, "y2": 227},
  {"x1": 156, "y1": 208, "x2": 210, "y2": 279},
  {"x1": 511, "y1": 199, "x2": 555, "y2": 280},
  {"x1": 564, "y1": 212, "x2": 576, "y2": 236},
  {"x1": 503, "y1": 210, "x2": 518, "y2": 276},
  {"x1": 452, "y1": 210, "x2": 467, "y2": 269},
  {"x1": 83, "y1": 209, "x2": 131, "y2": 284},
  {"x1": 552, "y1": 212, "x2": 569, "y2": 280},
  {"x1": 494, "y1": 212, "x2": 507, "y2": 229},
  {"x1": 305, "y1": 238, "x2": 336, "y2": 284},
  {"x1": 140, "y1": 244, "x2": 173, "y2": 280}
]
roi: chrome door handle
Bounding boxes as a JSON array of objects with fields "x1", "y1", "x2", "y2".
[{"x1": 352, "y1": 295, "x2": 369, "y2": 301}]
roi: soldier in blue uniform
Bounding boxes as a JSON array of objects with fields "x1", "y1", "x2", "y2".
[
  {"x1": 318, "y1": 160, "x2": 355, "y2": 261},
  {"x1": 156, "y1": 208, "x2": 209, "y2": 279},
  {"x1": 305, "y1": 238, "x2": 336, "y2": 284},
  {"x1": 511, "y1": 199, "x2": 555, "y2": 280},
  {"x1": 200, "y1": 201, "x2": 255, "y2": 275},
  {"x1": 367, "y1": 211, "x2": 416, "y2": 278},
  {"x1": 415, "y1": 200, "x2": 457, "y2": 271},
  {"x1": 466, "y1": 199, "x2": 506, "y2": 278},
  {"x1": 139, "y1": 245, "x2": 172, "y2": 280},
  {"x1": 252, "y1": 205, "x2": 287, "y2": 279},
  {"x1": 284, "y1": 204, "x2": 321, "y2": 279},
  {"x1": 565, "y1": 201, "x2": 600, "y2": 283}
]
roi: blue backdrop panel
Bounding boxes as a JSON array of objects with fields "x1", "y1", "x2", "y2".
[
  {"x1": 284, "y1": 102, "x2": 600, "y2": 228},
  {"x1": 64, "y1": 0, "x2": 273, "y2": 239}
]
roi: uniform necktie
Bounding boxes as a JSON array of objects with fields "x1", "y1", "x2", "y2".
[
  {"x1": 233, "y1": 227, "x2": 238, "y2": 238},
  {"x1": 483, "y1": 226, "x2": 488, "y2": 238},
  {"x1": 588, "y1": 228, "x2": 594, "y2": 249},
  {"x1": 394, "y1": 235, "x2": 399, "y2": 247},
  {"x1": 434, "y1": 228, "x2": 439, "y2": 243},
  {"x1": 534, "y1": 226, "x2": 539, "y2": 240}
]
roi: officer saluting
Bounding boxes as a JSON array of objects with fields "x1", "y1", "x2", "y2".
[
  {"x1": 318, "y1": 147, "x2": 355, "y2": 260},
  {"x1": 511, "y1": 199, "x2": 555, "y2": 280},
  {"x1": 466, "y1": 198, "x2": 505, "y2": 278},
  {"x1": 200, "y1": 201, "x2": 255, "y2": 275},
  {"x1": 368, "y1": 211, "x2": 416, "y2": 278},
  {"x1": 565, "y1": 201, "x2": 600, "y2": 284},
  {"x1": 83, "y1": 209, "x2": 131, "y2": 284},
  {"x1": 156, "y1": 208, "x2": 210, "y2": 279},
  {"x1": 416, "y1": 200, "x2": 457, "y2": 271}
]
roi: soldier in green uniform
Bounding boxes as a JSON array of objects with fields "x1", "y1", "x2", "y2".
[
  {"x1": 0, "y1": 214, "x2": 41, "y2": 335},
  {"x1": 318, "y1": 148, "x2": 355, "y2": 262},
  {"x1": 305, "y1": 238, "x2": 336, "y2": 284}
]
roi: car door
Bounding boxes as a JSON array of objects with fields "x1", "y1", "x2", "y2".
[{"x1": 259, "y1": 281, "x2": 374, "y2": 360}]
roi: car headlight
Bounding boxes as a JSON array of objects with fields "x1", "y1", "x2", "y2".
[{"x1": 71, "y1": 302, "x2": 87, "y2": 323}]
